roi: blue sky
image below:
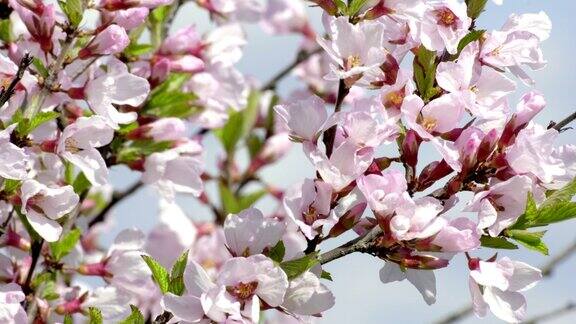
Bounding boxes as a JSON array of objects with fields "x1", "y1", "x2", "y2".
[{"x1": 105, "y1": 1, "x2": 576, "y2": 323}]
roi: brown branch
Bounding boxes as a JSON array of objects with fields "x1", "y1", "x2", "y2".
[
  {"x1": 88, "y1": 181, "x2": 143, "y2": 227},
  {"x1": 261, "y1": 47, "x2": 322, "y2": 91},
  {"x1": 549, "y1": 110, "x2": 576, "y2": 132},
  {"x1": 322, "y1": 79, "x2": 349, "y2": 158},
  {"x1": 318, "y1": 226, "x2": 383, "y2": 264},
  {"x1": 22, "y1": 240, "x2": 44, "y2": 296},
  {"x1": 524, "y1": 301, "x2": 576, "y2": 324},
  {"x1": 0, "y1": 53, "x2": 33, "y2": 108},
  {"x1": 434, "y1": 239, "x2": 576, "y2": 324}
]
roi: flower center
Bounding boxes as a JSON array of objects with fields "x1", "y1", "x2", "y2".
[
  {"x1": 420, "y1": 116, "x2": 438, "y2": 132},
  {"x1": 227, "y1": 281, "x2": 258, "y2": 300},
  {"x1": 65, "y1": 138, "x2": 81, "y2": 153},
  {"x1": 303, "y1": 206, "x2": 318, "y2": 225},
  {"x1": 385, "y1": 91, "x2": 405, "y2": 108},
  {"x1": 435, "y1": 8, "x2": 457, "y2": 27},
  {"x1": 345, "y1": 55, "x2": 362, "y2": 70}
]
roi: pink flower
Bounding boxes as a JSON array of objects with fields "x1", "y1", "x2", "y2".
[
  {"x1": 262, "y1": 0, "x2": 313, "y2": 38},
  {"x1": 317, "y1": 16, "x2": 387, "y2": 85},
  {"x1": 390, "y1": 196, "x2": 447, "y2": 241},
  {"x1": 480, "y1": 12, "x2": 551, "y2": 85},
  {"x1": 163, "y1": 254, "x2": 288, "y2": 323},
  {"x1": 464, "y1": 175, "x2": 533, "y2": 236},
  {"x1": 129, "y1": 117, "x2": 187, "y2": 142},
  {"x1": 79, "y1": 24, "x2": 130, "y2": 59},
  {"x1": 274, "y1": 95, "x2": 327, "y2": 142},
  {"x1": 102, "y1": 8, "x2": 150, "y2": 30},
  {"x1": 506, "y1": 124, "x2": 565, "y2": 183},
  {"x1": 283, "y1": 178, "x2": 334, "y2": 240},
  {"x1": 57, "y1": 116, "x2": 114, "y2": 186},
  {"x1": 432, "y1": 217, "x2": 480, "y2": 252},
  {"x1": 468, "y1": 256, "x2": 542, "y2": 323},
  {"x1": 20, "y1": 180, "x2": 79, "y2": 242},
  {"x1": 146, "y1": 200, "x2": 197, "y2": 268},
  {"x1": 356, "y1": 169, "x2": 407, "y2": 215},
  {"x1": 142, "y1": 140, "x2": 204, "y2": 199},
  {"x1": 0, "y1": 283, "x2": 28, "y2": 323},
  {"x1": 282, "y1": 271, "x2": 335, "y2": 316},
  {"x1": 420, "y1": 0, "x2": 471, "y2": 54},
  {"x1": 380, "y1": 262, "x2": 437, "y2": 305},
  {"x1": 0, "y1": 124, "x2": 30, "y2": 180},
  {"x1": 224, "y1": 208, "x2": 286, "y2": 256}
]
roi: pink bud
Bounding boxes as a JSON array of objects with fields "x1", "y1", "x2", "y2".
[
  {"x1": 514, "y1": 91, "x2": 546, "y2": 128},
  {"x1": 310, "y1": 0, "x2": 338, "y2": 15},
  {"x1": 363, "y1": 1, "x2": 393, "y2": 20},
  {"x1": 77, "y1": 262, "x2": 111, "y2": 277},
  {"x1": 79, "y1": 24, "x2": 129, "y2": 59},
  {"x1": 402, "y1": 130, "x2": 420, "y2": 169}
]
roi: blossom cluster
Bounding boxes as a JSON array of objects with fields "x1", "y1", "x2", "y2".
[{"x1": 0, "y1": 0, "x2": 574, "y2": 323}]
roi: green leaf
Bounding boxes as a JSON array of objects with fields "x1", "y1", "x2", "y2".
[
  {"x1": 268, "y1": 241, "x2": 285, "y2": 263},
  {"x1": 507, "y1": 229, "x2": 549, "y2": 255},
  {"x1": 32, "y1": 58, "x2": 49, "y2": 79},
  {"x1": 143, "y1": 73, "x2": 198, "y2": 118},
  {"x1": 238, "y1": 190, "x2": 267, "y2": 211},
  {"x1": 541, "y1": 178, "x2": 576, "y2": 207},
  {"x1": 465, "y1": 0, "x2": 488, "y2": 19},
  {"x1": 119, "y1": 305, "x2": 145, "y2": 324},
  {"x1": 480, "y1": 235, "x2": 518, "y2": 250},
  {"x1": 280, "y1": 253, "x2": 319, "y2": 280},
  {"x1": 456, "y1": 30, "x2": 485, "y2": 54},
  {"x1": 64, "y1": 314, "x2": 73, "y2": 324},
  {"x1": 17, "y1": 111, "x2": 60, "y2": 135},
  {"x1": 246, "y1": 134, "x2": 264, "y2": 159},
  {"x1": 58, "y1": 0, "x2": 84, "y2": 28},
  {"x1": 219, "y1": 183, "x2": 240, "y2": 214},
  {"x1": 73, "y1": 172, "x2": 91, "y2": 194},
  {"x1": 149, "y1": 5, "x2": 171, "y2": 47},
  {"x1": 334, "y1": 0, "x2": 348, "y2": 13},
  {"x1": 88, "y1": 307, "x2": 103, "y2": 324},
  {"x1": 1, "y1": 179, "x2": 21, "y2": 194},
  {"x1": 348, "y1": 0, "x2": 369, "y2": 15},
  {"x1": 31, "y1": 272, "x2": 56, "y2": 290},
  {"x1": 50, "y1": 228, "x2": 81, "y2": 261},
  {"x1": 142, "y1": 255, "x2": 170, "y2": 294},
  {"x1": 169, "y1": 250, "x2": 189, "y2": 296},
  {"x1": 116, "y1": 140, "x2": 173, "y2": 163},
  {"x1": 215, "y1": 111, "x2": 244, "y2": 154},
  {"x1": 413, "y1": 46, "x2": 437, "y2": 102},
  {"x1": 0, "y1": 19, "x2": 12, "y2": 43},
  {"x1": 39, "y1": 281, "x2": 60, "y2": 300},
  {"x1": 321, "y1": 270, "x2": 333, "y2": 281},
  {"x1": 241, "y1": 90, "x2": 261, "y2": 139},
  {"x1": 124, "y1": 43, "x2": 154, "y2": 57},
  {"x1": 533, "y1": 201, "x2": 576, "y2": 227}
]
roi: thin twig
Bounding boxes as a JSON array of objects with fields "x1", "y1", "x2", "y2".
[
  {"x1": 550, "y1": 110, "x2": 576, "y2": 132},
  {"x1": 0, "y1": 53, "x2": 33, "y2": 108},
  {"x1": 318, "y1": 226, "x2": 383, "y2": 264},
  {"x1": 322, "y1": 79, "x2": 349, "y2": 158},
  {"x1": 524, "y1": 301, "x2": 576, "y2": 324},
  {"x1": 23, "y1": 240, "x2": 44, "y2": 295},
  {"x1": 434, "y1": 239, "x2": 576, "y2": 324},
  {"x1": 24, "y1": 33, "x2": 76, "y2": 119},
  {"x1": 261, "y1": 47, "x2": 322, "y2": 91},
  {"x1": 88, "y1": 181, "x2": 143, "y2": 227}
]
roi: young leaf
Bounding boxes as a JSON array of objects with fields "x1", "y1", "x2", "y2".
[
  {"x1": 280, "y1": 253, "x2": 319, "y2": 280},
  {"x1": 50, "y1": 228, "x2": 81, "y2": 261},
  {"x1": 241, "y1": 90, "x2": 261, "y2": 139},
  {"x1": 143, "y1": 73, "x2": 198, "y2": 118},
  {"x1": 0, "y1": 19, "x2": 11, "y2": 43},
  {"x1": 169, "y1": 250, "x2": 189, "y2": 296},
  {"x1": 321, "y1": 270, "x2": 333, "y2": 281},
  {"x1": 32, "y1": 58, "x2": 49, "y2": 79},
  {"x1": 88, "y1": 307, "x2": 103, "y2": 324},
  {"x1": 219, "y1": 183, "x2": 240, "y2": 214},
  {"x1": 1, "y1": 179, "x2": 21, "y2": 194},
  {"x1": 215, "y1": 111, "x2": 244, "y2": 154},
  {"x1": 64, "y1": 314, "x2": 73, "y2": 324},
  {"x1": 413, "y1": 46, "x2": 437, "y2": 101},
  {"x1": 510, "y1": 192, "x2": 538, "y2": 230},
  {"x1": 119, "y1": 305, "x2": 145, "y2": 324},
  {"x1": 72, "y1": 172, "x2": 91, "y2": 195},
  {"x1": 480, "y1": 236, "x2": 518, "y2": 250},
  {"x1": 456, "y1": 30, "x2": 485, "y2": 54},
  {"x1": 348, "y1": 0, "x2": 369, "y2": 16},
  {"x1": 238, "y1": 190, "x2": 267, "y2": 211},
  {"x1": 268, "y1": 241, "x2": 286, "y2": 263},
  {"x1": 17, "y1": 111, "x2": 60, "y2": 135},
  {"x1": 124, "y1": 43, "x2": 154, "y2": 57},
  {"x1": 58, "y1": 0, "x2": 84, "y2": 28},
  {"x1": 465, "y1": 0, "x2": 488, "y2": 19},
  {"x1": 533, "y1": 201, "x2": 576, "y2": 227},
  {"x1": 541, "y1": 178, "x2": 576, "y2": 207},
  {"x1": 142, "y1": 255, "x2": 170, "y2": 294},
  {"x1": 507, "y1": 229, "x2": 549, "y2": 255}
]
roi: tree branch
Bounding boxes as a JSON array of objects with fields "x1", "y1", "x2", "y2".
[
  {"x1": 524, "y1": 301, "x2": 576, "y2": 324},
  {"x1": 261, "y1": 47, "x2": 322, "y2": 91},
  {"x1": 434, "y1": 239, "x2": 576, "y2": 324},
  {"x1": 549, "y1": 110, "x2": 576, "y2": 132},
  {"x1": 318, "y1": 226, "x2": 383, "y2": 264},
  {"x1": 88, "y1": 181, "x2": 143, "y2": 228},
  {"x1": 321, "y1": 79, "x2": 349, "y2": 158},
  {"x1": 0, "y1": 53, "x2": 33, "y2": 108}
]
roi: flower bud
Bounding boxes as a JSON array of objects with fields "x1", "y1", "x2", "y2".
[
  {"x1": 79, "y1": 25, "x2": 129, "y2": 59},
  {"x1": 310, "y1": 0, "x2": 338, "y2": 16},
  {"x1": 401, "y1": 130, "x2": 420, "y2": 169}
]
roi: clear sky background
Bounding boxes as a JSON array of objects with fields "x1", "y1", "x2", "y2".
[{"x1": 104, "y1": 1, "x2": 576, "y2": 323}]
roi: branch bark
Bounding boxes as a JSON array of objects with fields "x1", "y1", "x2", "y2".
[
  {"x1": 88, "y1": 181, "x2": 143, "y2": 228},
  {"x1": 261, "y1": 47, "x2": 322, "y2": 91},
  {"x1": 0, "y1": 53, "x2": 33, "y2": 108},
  {"x1": 524, "y1": 301, "x2": 576, "y2": 324},
  {"x1": 318, "y1": 226, "x2": 383, "y2": 264}
]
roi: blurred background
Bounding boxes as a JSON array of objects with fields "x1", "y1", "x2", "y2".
[{"x1": 103, "y1": 1, "x2": 576, "y2": 323}]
